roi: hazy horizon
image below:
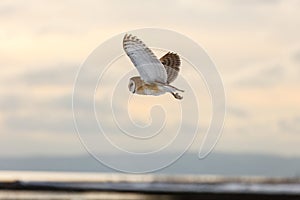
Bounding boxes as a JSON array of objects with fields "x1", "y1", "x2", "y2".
[{"x1": 1, "y1": 151, "x2": 300, "y2": 177}]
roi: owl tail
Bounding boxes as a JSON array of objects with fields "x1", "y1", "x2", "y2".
[
  {"x1": 163, "y1": 85, "x2": 183, "y2": 100},
  {"x1": 164, "y1": 84, "x2": 184, "y2": 93}
]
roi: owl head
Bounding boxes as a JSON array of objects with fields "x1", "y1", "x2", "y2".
[{"x1": 128, "y1": 76, "x2": 143, "y2": 94}]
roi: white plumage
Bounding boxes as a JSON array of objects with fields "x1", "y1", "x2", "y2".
[{"x1": 123, "y1": 34, "x2": 184, "y2": 100}]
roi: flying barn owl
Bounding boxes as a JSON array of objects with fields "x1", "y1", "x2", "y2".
[{"x1": 123, "y1": 34, "x2": 184, "y2": 100}]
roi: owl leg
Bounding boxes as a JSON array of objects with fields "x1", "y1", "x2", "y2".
[{"x1": 171, "y1": 92, "x2": 183, "y2": 100}]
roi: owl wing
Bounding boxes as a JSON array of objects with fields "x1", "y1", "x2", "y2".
[
  {"x1": 160, "y1": 52, "x2": 181, "y2": 84},
  {"x1": 123, "y1": 34, "x2": 167, "y2": 84}
]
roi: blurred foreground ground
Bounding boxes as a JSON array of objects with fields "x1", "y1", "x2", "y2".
[{"x1": 0, "y1": 171, "x2": 300, "y2": 200}]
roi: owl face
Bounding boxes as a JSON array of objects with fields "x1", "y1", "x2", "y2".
[
  {"x1": 128, "y1": 77, "x2": 143, "y2": 94},
  {"x1": 128, "y1": 79, "x2": 136, "y2": 93}
]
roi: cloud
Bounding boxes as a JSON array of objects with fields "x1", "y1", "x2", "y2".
[
  {"x1": 229, "y1": 0, "x2": 281, "y2": 5},
  {"x1": 278, "y1": 116, "x2": 300, "y2": 134},
  {"x1": 0, "y1": 95, "x2": 23, "y2": 112},
  {"x1": 216, "y1": 119, "x2": 300, "y2": 157},
  {"x1": 0, "y1": 3, "x2": 17, "y2": 16},
  {"x1": 20, "y1": 63, "x2": 77, "y2": 86},
  {"x1": 0, "y1": 63, "x2": 78, "y2": 135},
  {"x1": 293, "y1": 50, "x2": 300, "y2": 63},
  {"x1": 226, "y1": 106, "x2": 249, "y2": 118},
  {"x1": 1, "y1": 93, "x2": 100, "y2": 135},
  {"x1": 235, "y1": 65, "x2": 285, "y2": 87},
  {"x1": 4, "y1": 114, "x2": 74, "y2": 134}
]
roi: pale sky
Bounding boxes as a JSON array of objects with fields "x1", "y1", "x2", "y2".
[{"x1": 0, "y1": 0, "x2": 300, "y2": 158}]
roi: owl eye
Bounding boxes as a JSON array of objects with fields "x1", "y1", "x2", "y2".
[{"x1": 128, "y1": 81, "x2": 135, "y2": 93}]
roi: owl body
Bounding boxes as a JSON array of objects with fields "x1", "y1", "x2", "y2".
[
  {"x1": 137, "y1": 84, "x2": 165, "y2": 96},
  {"x1": 128, "y1": 76, "x2": 171, "y2": 96},
  {"x1": 123, "y1": 34, "x2": 184, "y2": 100}
]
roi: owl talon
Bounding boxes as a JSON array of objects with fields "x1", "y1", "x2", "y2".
[{"x1": 172, "y1": 92, "x2": 183, "y2": 100}]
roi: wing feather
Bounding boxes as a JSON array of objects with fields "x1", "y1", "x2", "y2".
[
  {"x1": 123, "y1": 34, "x2": 167, "y2": 84},
  {"x1": 160, "y1": 52, "x2": 181, "y2": 83}
]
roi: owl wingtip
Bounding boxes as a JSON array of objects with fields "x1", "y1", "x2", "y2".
[{"x1": 123, "y1": 33, "x2": 133, "y2": 40}]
